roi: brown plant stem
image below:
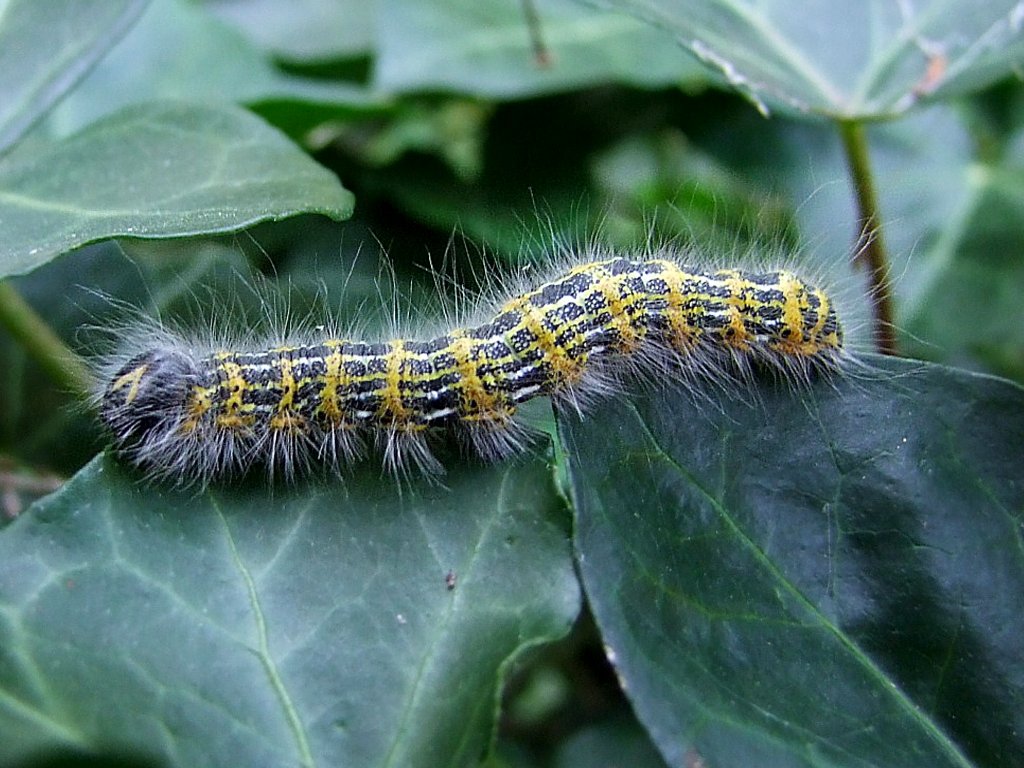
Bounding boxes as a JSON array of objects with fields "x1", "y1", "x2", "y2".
[
  {"x1": 521, "y1": 0, "x2": 553, "y2": 67},
  {"x1": 838, "y1": 120, "x2": 897, "y2": 355}
]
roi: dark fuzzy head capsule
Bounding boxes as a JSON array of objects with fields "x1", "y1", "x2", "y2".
[{"x1": 101, "y1": 348, "x2": 198, "y2": 454}]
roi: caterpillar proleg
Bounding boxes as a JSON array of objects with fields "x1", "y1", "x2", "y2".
[{"x1": 97, "y1": 251, "x2": 845, "y2": 485}]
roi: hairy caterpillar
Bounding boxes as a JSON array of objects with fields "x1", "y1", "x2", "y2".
[{"x1": 97, "y1": 252, "x2": 844, "y2": 485}]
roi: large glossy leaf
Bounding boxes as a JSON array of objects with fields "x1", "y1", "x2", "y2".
[
  {"x1": 0, "y1": 453, "x2": 579, "y2": 766},
  {"x1": 375, "y1": 0, "x2": 709, "y2": 98},
  {"x1": 577, "y1": 0, "x2": 1024, "y2": 117},
  {"x1": 0, "y1": 102, "x2": 353, "y2": 279},
  {"x1": 0, "y1": 0, "x2": 149, "y2": 153},
  {"x1": 562, "y1": 356, "x2": 1024, "y2": 767}
]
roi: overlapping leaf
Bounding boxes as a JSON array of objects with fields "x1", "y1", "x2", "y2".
[
  {"x1": 0, "y1": 0, "x2": 150, "y2": 152},
  {"x1": 563, "y1": 356, "x2": 1024, "y2": 767},
  {"x1": 375, "y1": 0, "x2": 709, "y2": 98},
  {"x1": 0, "y1": 454, "x2": 578, "y2": 766},
  {"x1": 0, "y1": 102, "x2": 353, "y2": 279},
  {"x1": 45, "y1": 0, "x2": 383, "y2": 138},
  {"x1": 578, "y1": 0, "x2": 1024, "y2": 117}
]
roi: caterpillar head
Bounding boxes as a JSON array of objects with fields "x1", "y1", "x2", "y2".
[{"x1": 100, "y1": 348, "x2": 199, "y2": 455}]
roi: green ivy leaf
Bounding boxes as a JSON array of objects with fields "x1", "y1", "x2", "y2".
[
  {"x1": 577, "y1": 0, "x2": 1024, "y2": 118},
  {"x1": 45, "y1": 0, "x2": 384, "y2": 139},
  {"x1": 205, "y1": 0, "x2": 374, "y2": 62},
  {"x1": 0, "y1": 0, "x2": 150, "y2": 153},
  {"x1": 0, "y1": 453, "x2": 579, "y2": 766},
  {"x1": 0, "y1": 102, "x2": 354, "y2": 279},
  {"x1": 375, "y1": 0, "x2": 709, "y2": 98},
  {"x1": 898, "y1": 154, "x2": 1024, "y2": 377},
  {"x1": 562, "y1": 356, "x2": 1024, "y2": 767}
]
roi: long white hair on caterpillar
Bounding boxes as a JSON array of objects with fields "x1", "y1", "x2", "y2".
[{"x1": 91, "y1": 231, "x2": 871, "y2": 488}]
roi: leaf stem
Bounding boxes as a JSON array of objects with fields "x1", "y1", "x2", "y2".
[
  {"x1": 838, "y1": 120, "x2": 897, "y2": 355},
  {"x1": 520, "y1": 0, "x2": 553, "y2": 67},
  {"x1": 0, "y1": 281, "x2": 93, "y2": 399}
]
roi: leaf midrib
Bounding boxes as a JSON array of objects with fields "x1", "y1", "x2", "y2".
[{"x1": 214, "y1": 499, "x2": 316, "y2": 768}]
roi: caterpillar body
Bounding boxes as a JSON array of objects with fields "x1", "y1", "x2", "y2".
[{"x1": 99, "y1": 255, "x2": 844, "y2": 485}]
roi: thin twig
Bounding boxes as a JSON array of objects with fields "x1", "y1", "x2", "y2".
[
  {"x1": 0, "y1": 281, "x2": 93, "y2": 398},
  {"x1": 521, "y1": 0, "x2": 553, "y2": 67},
  {"x1": 838, "y1": 120, "x2": 897, "y2": 355}
]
